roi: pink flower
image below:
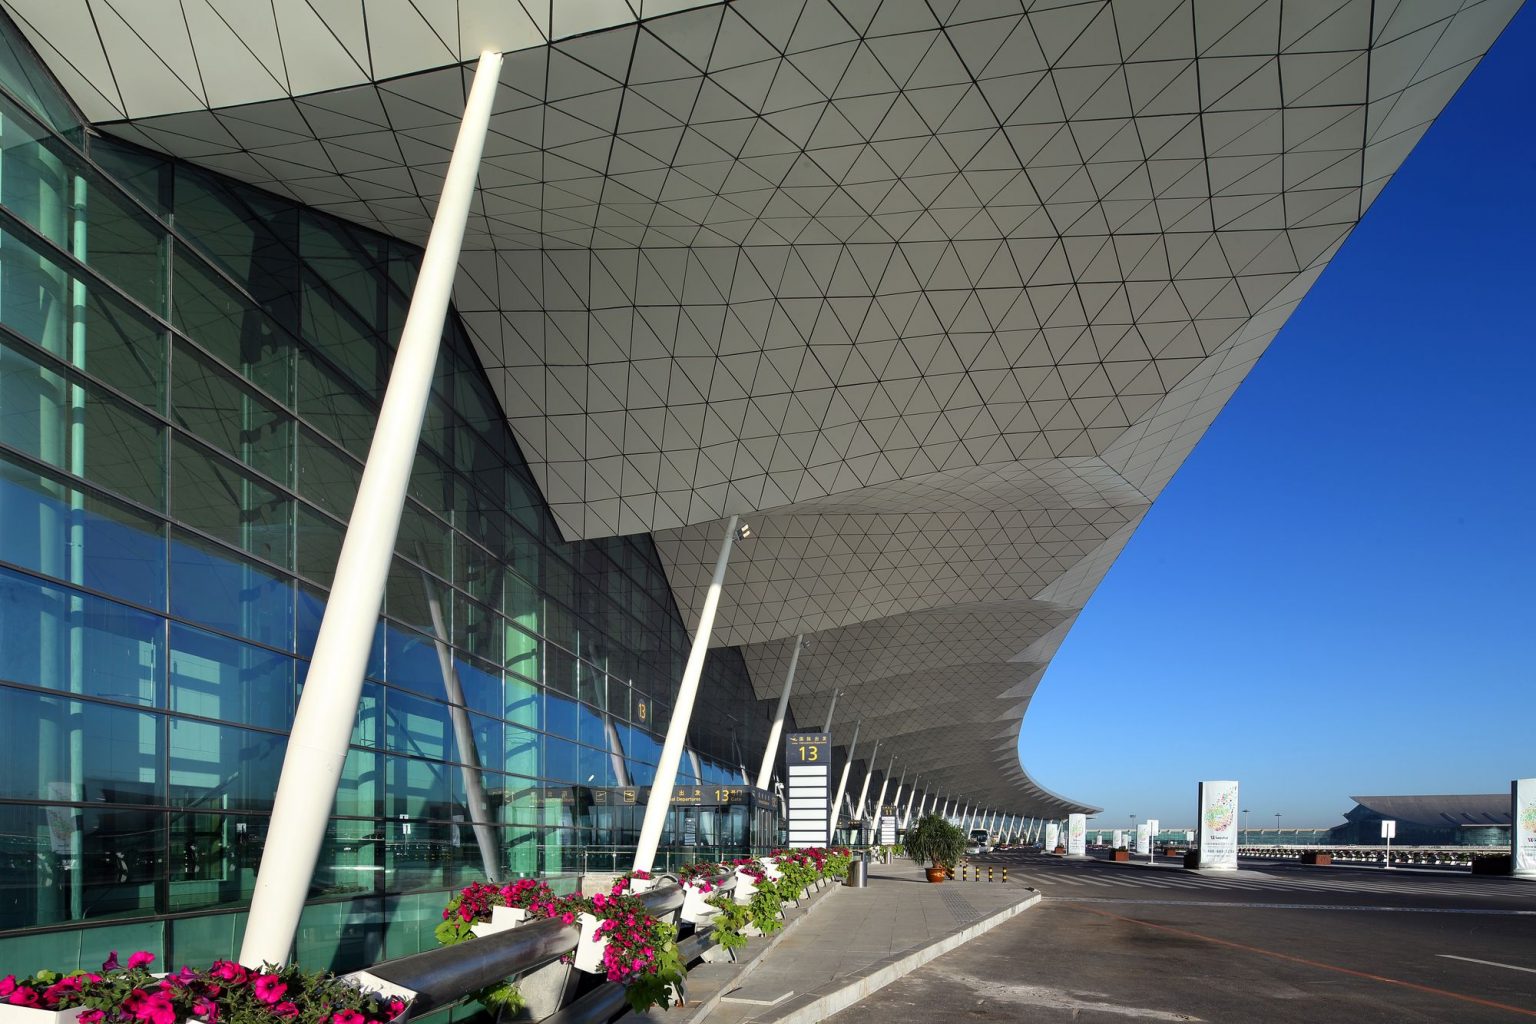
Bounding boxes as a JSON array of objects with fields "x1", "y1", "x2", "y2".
[
  {"x1": 332, "y1": 1010, "x2": 365, "y2": 1024},
  {"x1": 127, "y1": 952, "x2": 156, "y2": 970},
  {"x1": 387, "y1": 999, "x2": 406, "y2": 1020},
  {"x1": 0, "y1": 977, "x2": 16, "y2": 997},
  {"x1": 80, "y1": 1010, "x2": 105, "y2": 1024},
  {"x1": 102, "y1": 953, "x2": 121, "y2": 972},
  {"x1": 561, "y1": 912, "x2": 575, "y2": 925},
  {"x1": 8, "y1": 988, "x2": 40, "y2": 1007},
  {"x1": 273, "y1": 1003, "x2": 300, "y2": 1019},
  {"x1": 193, "y1": 997, "x2": 219, "y2": 1022},
  {"x1": 211, "y1": 961, "x2": 248, "y2": 986},
  {"x1": 253, "y1": 975, "x2": 288, "y2": 1004}
]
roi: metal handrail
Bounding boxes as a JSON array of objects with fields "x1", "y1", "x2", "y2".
[{"x1": 350, "y1": 874, "x2": 733, "y2": 1019}]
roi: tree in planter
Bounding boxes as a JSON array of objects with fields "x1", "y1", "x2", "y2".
[{"x1": 904, "y1": 814, "x2": 967, "y2": 882}]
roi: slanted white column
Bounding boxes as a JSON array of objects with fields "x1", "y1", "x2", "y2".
[
  {"x1": 238, "y1": 50, "x2": 503, "y2": 969},
  {"x1": 853, "y1": 738, "x2": 880, "y2": 821},
  {"x1": 633, "y1": 516, "x2": 745, "y2": 873},
  {"x1": 754, "y1": 635, "x2": 802, "y2": 790},
  {"x1": 821, "y1": 689, "x2": 840, "y2": 733},
  {"x1": 872, "y1": 755, "x2": 896, "y2": 824},
  {"x1": 827, "y1": 720, "x2": 860, "y2": 840},
  {"x1": 901, "y1": 778, "x2": 919, "y2": 828}
]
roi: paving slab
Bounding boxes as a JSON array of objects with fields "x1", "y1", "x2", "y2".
[{"x1": 697, "y1": 860, "x2": 1040, "y2": 1024}]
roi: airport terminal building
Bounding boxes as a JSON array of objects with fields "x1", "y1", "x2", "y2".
[{"x1": 0, "y1": 0, "x2": 1515, "y2": 974}]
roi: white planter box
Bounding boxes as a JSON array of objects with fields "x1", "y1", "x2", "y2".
[
  {"x1": 573, "y1": 913, "x2": 609, "y2": 974},
  {"x1": 625, "y1": 875, "x2": 660, "y2": 894},
  {"x1": 680, "y1": 881, "x2": 720, "y2": 925},
  {"x1": 0, "y1": 1008, "x2": 85, "y2": 1024},
  {"x1": 759, "y1": 857, "x2": 782, "y2": 881},
  {"x1": 733, "y1": 868, "x2": 759, "y2": 905},
  {"x1": 470, "y1": 904, "x2": 530, "y2": 938}
]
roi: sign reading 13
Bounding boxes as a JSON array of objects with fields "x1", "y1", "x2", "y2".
[{"x1": 786, "y1": 731, "x2": 830, "y2": 766}]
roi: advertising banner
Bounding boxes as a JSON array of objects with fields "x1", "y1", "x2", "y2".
[
  {"x1": 1514, "y1": 778, "x2": 1536, "y2": 877},
  {"x1": 1113, "y1": 829, "x2": 1125, "y2": 849},
  {"x1": 1197, "y1": 780, "x2": 1239, "y2": 870},
  {"x1": 1067, "y1": 813, "x2": 1087, "y2": 857},
  {"x1": 1045, "y1": 822, "x2": 1060, "y2": 850},
  {"x1": 1135, "y1": 823, "x2": 1149, "y2": 854}
]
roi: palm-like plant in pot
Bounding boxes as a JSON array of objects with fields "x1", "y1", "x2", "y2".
[{"x1": 905, "y1": 814, "x2": 967, "y2": 883}]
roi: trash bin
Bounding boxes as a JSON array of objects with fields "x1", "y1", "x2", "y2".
[{"x1": 844, "y1": 856, "x2": 868, "y2": 887}]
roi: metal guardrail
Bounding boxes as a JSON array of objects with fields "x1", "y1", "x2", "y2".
[
  {"x1": 1237, "y1": 845, "x2": 1503, "y2": 866},
  {"x1": 350, "y1": 874, "x2": 725, "y2": 1022}
]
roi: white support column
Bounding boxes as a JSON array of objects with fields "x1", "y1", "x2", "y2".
[
  {"x1": 821, "y1": 689, "x2": 840, "y2": 734},
  {"x1": 872, "y1": 755, "x2": 896, "y2": 824},
  {"x1": 754, "y1": 635, "x2": 801, "y2": 791},
  {"x1": 889, "y1": 768, "x2": 907, "y2": 826},
  {"x1": 901, "y1": 778, "x2": 919, "y2": 828},
  {"x1": 633, "y1": 516, "x2": 744, "y2": 873},
  {"x1": 853, "y1": 739, "x2": 880, "y2": 821},
  {"x1": 827, "y1": 720, "x2": 860, "y2": 840},
  {"x1": 238, "y1": 50, "x2": 503, "y2": 969}
]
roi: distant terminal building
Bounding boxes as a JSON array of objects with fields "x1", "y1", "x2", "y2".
[{"x1": 1330, "y1": 795, "x2": 1512, "y2": 847}]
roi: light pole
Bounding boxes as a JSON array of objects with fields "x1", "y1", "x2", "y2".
[
  {"x1": 1243, "y1": 807, "x2": 1250, "y2": 843},
  {"x1": 1274, "y1": 812, "x2": 1282, "y2": 844}
]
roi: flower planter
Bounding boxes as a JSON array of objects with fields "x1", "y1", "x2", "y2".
[
  {"x1": 759, "y1": 857, "x2": 782, "y2": 881},
  {"x1": 1110, "y1": 850, "x2": 1130, "y2": 862},
  {"x1": 1299, "y1": 852, "x2": 1332, "y2": 866},
  {"x1": 573, "y1": 913, "x2": 609, "y2": 974},
  {"x1": 0, "y1": 1008, "x2": 86, "y2": 1024},
  {"x1": 733, "y1": 867, "x2": 760, "y2": 904},
  {"x1": 624, "y1": 875, "x2": 661, "y2": 894},
  {"x1": 680, "y1": 881, "x2": 720, "y2": 925},
  {"x1": 925, "y1": 866, "x2": 947, "y2": 883},
  {"x1": 469, "y1": 903, "x2": 531, "y2": 937}
]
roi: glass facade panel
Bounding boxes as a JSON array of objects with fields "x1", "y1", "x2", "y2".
[{"x1": 0, "y1": 12, "x2": 773, "y2": 972}]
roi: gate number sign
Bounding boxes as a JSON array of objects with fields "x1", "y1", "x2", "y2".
[{"x1": 785, "y1": 731, "x2": 830, "y2": 848}]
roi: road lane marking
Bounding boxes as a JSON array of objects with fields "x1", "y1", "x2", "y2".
[
  {"x1": 1064, "y1": 904, "x2": 1536, "y2": 1020},
  {"x1": 1045, "y1": 896, "x2": 1536, "y2": 916},
  {"x1": 1438, "y1": 954, "x2": 1536, "y2": 975}
]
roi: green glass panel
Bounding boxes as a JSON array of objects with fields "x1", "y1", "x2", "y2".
[
  {"x1": 171, "y1": 434, "x2": 293, "y2": 569},
  {"x1": 171, "y1": 250, "x2": 292, "y2": 403},
  {"x1": 0, "y1": 23, "x2": 81, "y2": 138},
  {"x1": 0, "y1": 452, "x2": 167, "y2": 607},
  {"x1": 171, "y1": 338, "x2": 292, "y2": 484},
  {"x1": 167, "y1": 716, "x2": 287, "y2": 813},
  {"x1": 0, "y1": 307, "x2": 165, "y2": 510}
]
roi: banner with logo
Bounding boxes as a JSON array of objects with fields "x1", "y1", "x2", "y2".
[
  {"x1": 1134, "y1": 822, "x2": 1149, "y2": 854},
  {"x1": 1197, "y1": 780, "x2": 1239, "y2": 870},
  {"x1": 1113, "y1": 829, "x2": 1125, "y2": 849},
  {"x1": 1045, "y1": 822, "x2": 1060, "y2": 850},
  {"x1": 1067, "y1": 813, "x2": 1086, "y2": 856},
  {"x1": 1515, "y1": 778, "x2": 1536, "y2": 877}
]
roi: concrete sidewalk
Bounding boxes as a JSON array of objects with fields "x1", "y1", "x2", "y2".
[{"x1": 693, "y1": 860, "x2": 1040, "y2": 1024}]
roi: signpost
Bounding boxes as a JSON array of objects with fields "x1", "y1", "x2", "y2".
[
  {"x1": 1515, "y1": 779, "x2": 1536, "y2": 878},
  {"x1": 785, "y1": 731, "x2": 829, "y2": 847},
  {"x1": 1066, "y1": 813, "x2": 1087, "y2": 858},
  {"x1": 1196, "y1": 781, "x2": 1239, "y2": 871},
  {"x1": 1381, "y1": 819, "x2": 1396, "y2": 869},
  {"x1": 879, "y1": 804, "x2": 896, "y2": 845}
]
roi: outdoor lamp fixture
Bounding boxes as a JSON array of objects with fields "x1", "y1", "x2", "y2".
[{"x1": 735, "y1": 521, "x2": 752, "y2": 541}]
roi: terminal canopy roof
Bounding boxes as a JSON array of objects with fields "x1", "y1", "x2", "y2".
[{"x1": 8, "y1": 0, "x2": 1516, "y2": 816}]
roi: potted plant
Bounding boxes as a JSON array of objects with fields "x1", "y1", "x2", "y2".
[
  {"x1": 1111, "y1": 846, "x2": 1131, "y2": 862},
  {"x1": 904, "y1": 814, "x2": 967, "y2": 883}
]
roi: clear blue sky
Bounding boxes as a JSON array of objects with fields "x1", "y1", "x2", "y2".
[{"x1": 1018, "y1": 5, "x2": 1536, "y2": 832}]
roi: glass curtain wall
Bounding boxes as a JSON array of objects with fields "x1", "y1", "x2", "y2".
[{"x1": 0, "y1": 15, "x2": 770, "y2": 975}]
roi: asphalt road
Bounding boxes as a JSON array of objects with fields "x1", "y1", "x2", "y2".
[{"x1": 825, "y1": 850, "x2": 1536, "y2": 1023}]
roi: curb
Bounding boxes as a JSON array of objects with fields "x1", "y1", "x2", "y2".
[
  {"x1": 757, "y1": 890, "x2": 1042, "y2": 1024},
  {"x1": 629, "y1": 878, "x2": 844, "y2": 1024}
]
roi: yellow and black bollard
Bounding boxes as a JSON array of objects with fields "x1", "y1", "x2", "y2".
[
  {"x1": 1002, "y1": 867, "x2": 1008, "y2": 883},
  {"x1": 988, "y1": 866, "x2": 994, "y2": 883}
]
